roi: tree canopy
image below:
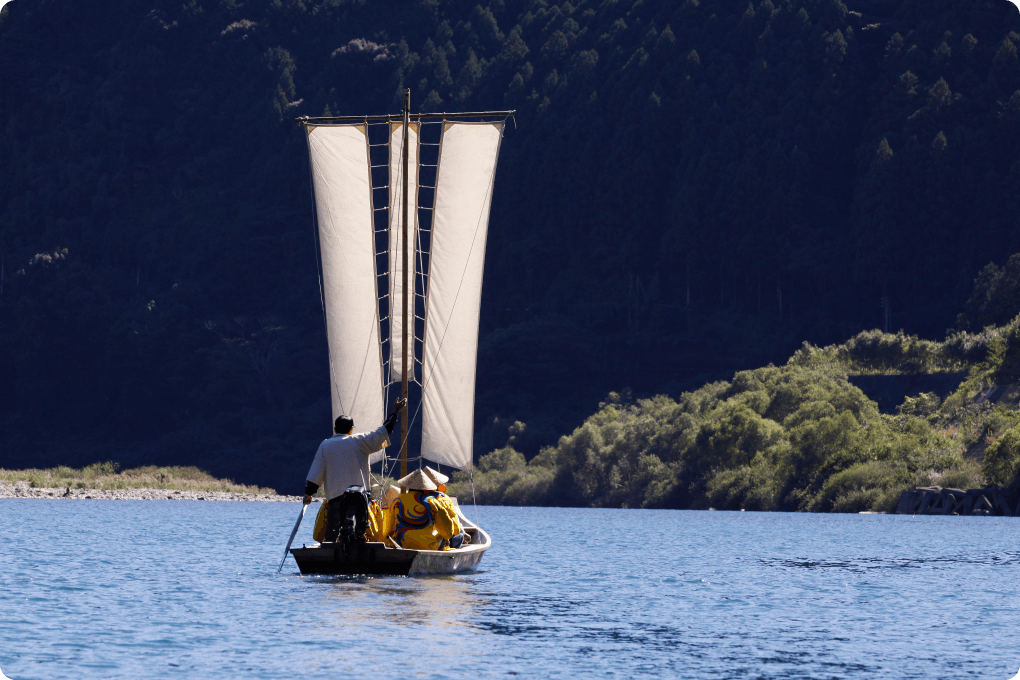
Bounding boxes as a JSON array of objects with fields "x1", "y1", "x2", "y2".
[{"x1": 2, "y1": 0, "x2": 1020, "y2": 490}]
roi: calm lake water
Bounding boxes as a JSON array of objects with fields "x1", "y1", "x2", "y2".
[{"x1": 0, "y1": 501, "x2": 1018, "y2": 679}]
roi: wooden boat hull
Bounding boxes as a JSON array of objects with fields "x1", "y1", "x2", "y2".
[
  {"x1": 290, "y1": 541, "x2": 417, "y2": 575},
  {"x1": 289, "y1": 505, "x2": 490, "y2": 576}
]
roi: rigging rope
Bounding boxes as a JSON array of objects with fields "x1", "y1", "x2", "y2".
[{"x1": 471, "y1": 468, "x2": 479, "y2": 525}]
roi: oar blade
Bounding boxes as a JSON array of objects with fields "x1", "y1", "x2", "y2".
[{"x1": 277, "y1": 505, "x2": 308, "y2": 574}]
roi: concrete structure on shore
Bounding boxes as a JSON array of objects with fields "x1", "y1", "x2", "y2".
[{"x1": 895, "y1": 486, "x2": 1018, "y2": 516}]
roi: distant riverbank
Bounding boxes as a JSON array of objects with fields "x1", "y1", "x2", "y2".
[
  {"x1": 0, "y1": 480, "x2": 300, "y2": 502},
  {"x1": 0, "y1": 463, "x2": 297, "y2": 501}
]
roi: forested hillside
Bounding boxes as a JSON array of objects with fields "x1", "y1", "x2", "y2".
[{"x1": 2, "y1": 0, "x2": 1020, "y2": 490}]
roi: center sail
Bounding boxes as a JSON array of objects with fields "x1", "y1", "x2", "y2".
[{"x1": 388, "y1": 121, "x2": 418, "y2": 385}]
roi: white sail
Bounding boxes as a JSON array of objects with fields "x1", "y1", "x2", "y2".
[
  {"x1": 306, "y1": 124, "x2": 385, "y2": 431},
  {"x1": 421, "y1": 122, "x2": 504, "y2": 471},
  {"x1": 388, "y1": 122, "x2": 419, "y2": 385}
]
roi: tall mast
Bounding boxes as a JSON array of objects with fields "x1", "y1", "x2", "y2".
[{"x1": 400, "y1": 89, "x2": 410, "y2": 478}]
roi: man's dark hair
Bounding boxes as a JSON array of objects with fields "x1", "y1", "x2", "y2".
[{"x1": 335, "y1": 416, "x2": 354, "y2": 434}]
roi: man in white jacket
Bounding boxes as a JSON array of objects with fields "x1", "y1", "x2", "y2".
[{"x1": 302, "y1": 397, "x2": 406, "y2": 541}]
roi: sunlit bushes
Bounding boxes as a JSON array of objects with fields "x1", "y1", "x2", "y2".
[
  {"x1": 898, "y1": 392, "x2": 941, "y2": 417},
  {"x1": 790, "y1": 329, "x2": 968, "y2": 374},
  {"x1": 454, "y1": 363, "x2": 978, "y2": 511},
  {"x1": 454, "y1": 310, "x2": 1020, "y2": 512},
  {"x1": 789, "y1": 316, "x2": 1020, "y2": 378},
  {"x1": 839, "y1": 330, "x2": 942, "y2": 373},
  {"x1": 449, "y1": 446, "x2": 557, "y2": 506}
]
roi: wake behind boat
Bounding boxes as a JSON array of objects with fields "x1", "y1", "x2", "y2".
[{"x1": 283, "y1": 92, "x2": 513, "y2": 576}]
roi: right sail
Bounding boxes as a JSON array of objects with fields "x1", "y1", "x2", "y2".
[{"x1": 421, "y1": 122, "x2": 504, "y2": 471}]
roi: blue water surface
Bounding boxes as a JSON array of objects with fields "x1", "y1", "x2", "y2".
[{"x1": 0, "y1": 501, "x2": 1018, "y2": 679}]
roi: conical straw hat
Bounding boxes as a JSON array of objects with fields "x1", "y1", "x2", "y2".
[
  {"x1": 396, "y1": 468, "x2": 438, "y2": 491},
  {"x1": 423, "y1": 466, "x2": 449, "y2": 485}
]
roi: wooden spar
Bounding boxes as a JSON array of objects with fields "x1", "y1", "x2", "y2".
[
  {"x1": 401, "y1": 89, "x2": 410, "y2": 478},
  {"x1": 295, "y1": 110, "x2": 514, "y2": 123}
]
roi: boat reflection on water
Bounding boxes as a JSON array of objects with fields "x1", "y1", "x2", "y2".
[
  {"x1": 321, "y1": 576, "x2": 480, "y2": 627},
  {"x1": 298, "y1": 575, "x2": 491, "y2": 672}
]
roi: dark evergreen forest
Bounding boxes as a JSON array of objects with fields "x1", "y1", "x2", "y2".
[{"x1": 3, "y1": 0, "x2": 1020, "y2": 491}]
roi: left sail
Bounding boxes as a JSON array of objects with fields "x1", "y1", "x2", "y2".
[{"x1": 306, "y1": 124, "x2": 385, "y2": 430}]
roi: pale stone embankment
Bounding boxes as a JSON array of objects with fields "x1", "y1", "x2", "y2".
[{"x1": 0, "y1": 480, "x2": 301, "y2": 502}]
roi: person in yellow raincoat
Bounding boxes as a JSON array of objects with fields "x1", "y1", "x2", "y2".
[
  {"x1": 316, "y1": 489, "x2": 394, "y2": 544},
  {"x1": 364, "y1": 486, "x2": 400, "y2": 543},
  {"x1": 385, "y1": 469, "x2": 470, "y2": 550}
]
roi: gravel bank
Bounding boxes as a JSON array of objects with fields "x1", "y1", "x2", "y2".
[{"x1": 0, "y1": 481, "x2": 301, "y2": 502}]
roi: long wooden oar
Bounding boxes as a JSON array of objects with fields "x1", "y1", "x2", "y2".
[{"x1": 278, "y1": 503, "x2": 310, "y2": 573}]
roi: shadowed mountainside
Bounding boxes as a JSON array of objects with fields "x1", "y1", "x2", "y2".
[{"x1": 2, "y1": 0, "x2": 1020, "y2": 490}]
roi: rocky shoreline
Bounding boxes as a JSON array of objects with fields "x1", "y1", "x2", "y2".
[{"x1": 0, "y1": 481, "x2": 301, "y2": 502}]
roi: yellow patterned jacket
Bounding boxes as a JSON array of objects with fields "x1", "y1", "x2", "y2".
[
  {"x1": 366, "y1": 500, "x2": 389, "y2": 543},
  {"x1": 377, "y1": 490, "x2": 461, "y2": 551}
]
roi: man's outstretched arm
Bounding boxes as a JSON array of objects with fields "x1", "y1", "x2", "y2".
[{"x1": 384, "y1": 397, "x2": 408, "y2": 434}]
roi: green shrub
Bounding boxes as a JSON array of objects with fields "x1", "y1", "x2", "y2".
[
  {"x1": 449, "y1": 446, "x2": 556, "y2": 506},
  {"x1": 983, "y1": 426, "x2": 1020, "y2": 486},
  {"x1": 943, "y1": 329, "x2": 995, "y2": 364},
  {"x1": 922, "y1": 464, "x2": 984, "y2": 490},
  {"x1": 989, "y1": 319, "x2": 1020, "y2": 384},
  {"x1": 808, "y1": 461, "x2": 905, "y2": 513},
  {"x1": 705, "y1": 448, "x2": 789, "y2": 511},
  {"x1": 840, "y1": 330, "x2": 940, "y2": 373},
  {"x1": 790, "y1": 328, "x2": 981, "y2": 375},
  {"x1": 83, "y1": 461, "x2": 120, "y2": 478},
  {"x1": 898, "y1": 392, "x2": 940, "y2": 417}
]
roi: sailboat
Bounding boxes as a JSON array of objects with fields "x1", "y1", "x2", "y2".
[{"x1": 287, "y1": 91, "x2": 513, "y2": 576}]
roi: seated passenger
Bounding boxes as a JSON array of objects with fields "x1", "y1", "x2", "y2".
[
  {"x1": 390, "y1": 469, "x2": 470, "y2": 551},
  {"x1": 366, "y1": 486, "x2": 400, "y2": 542},
  {"x1": 312, "y1": 498, "x2": 329, "y2": 543}
]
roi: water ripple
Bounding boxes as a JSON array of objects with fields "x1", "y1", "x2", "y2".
[{"x1": 0, "y1": 502, "x2": 1017, "y2": 679}]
